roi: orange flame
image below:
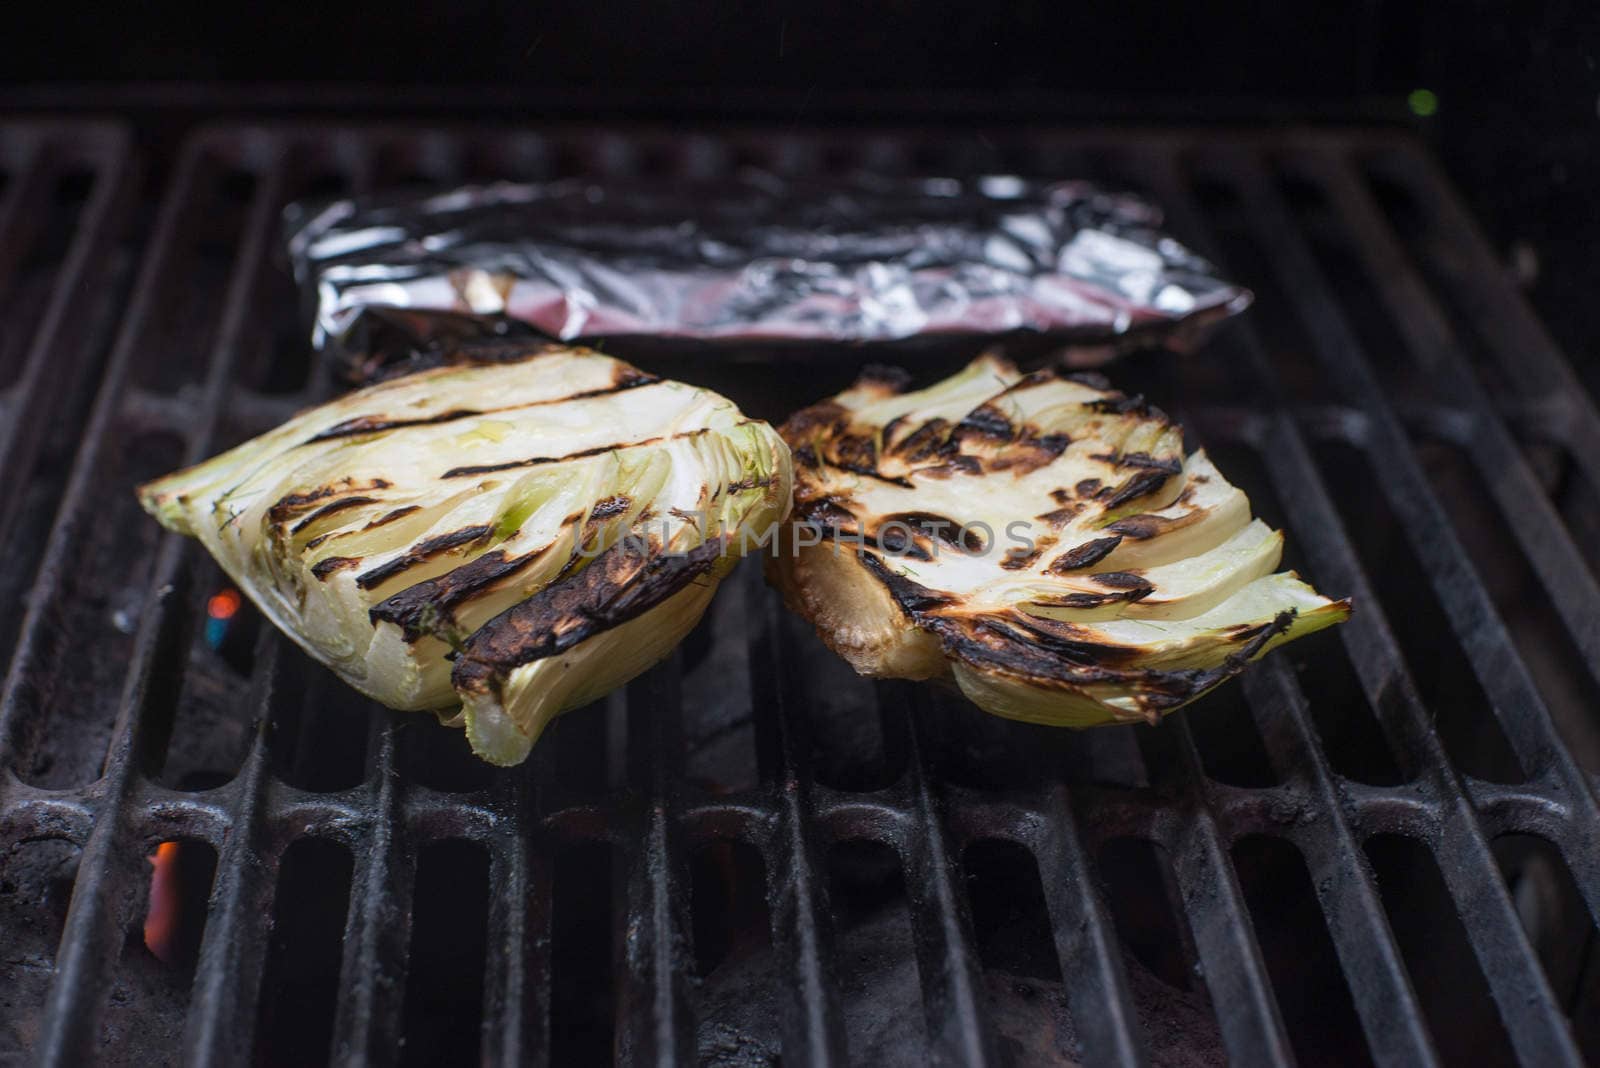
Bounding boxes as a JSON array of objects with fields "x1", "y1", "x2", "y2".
[
  {"x1": 144, "y1": 841, "x2": 182, "y2": 964},
  {"x1": 207, "y1": 588, "x2": 241, "y2": 620}
]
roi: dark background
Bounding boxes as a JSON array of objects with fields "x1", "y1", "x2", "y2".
[{"x1": 2, "y1": 0, "x2": 1596, "y2": 379}]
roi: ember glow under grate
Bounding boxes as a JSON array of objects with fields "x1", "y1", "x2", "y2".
[{"x1": 0, "y1": 121, "x2": 1597, "y2": 1067}]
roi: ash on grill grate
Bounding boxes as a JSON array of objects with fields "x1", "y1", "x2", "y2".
[
  {"x1": 2, "y1": 121, "x2": 1598, "y2": 1068},
  {"x1": 0, "y1": 840, "x2": 80, "y2": 1061}
]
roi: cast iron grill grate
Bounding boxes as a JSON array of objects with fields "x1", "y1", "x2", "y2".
[{"x1": 1, "y1": 121, "x2": 1597, "y2": 1067}]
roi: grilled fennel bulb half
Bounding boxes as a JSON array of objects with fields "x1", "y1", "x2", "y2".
[
  {"x1": 767, "y1": 354, "x2": 1349, "y2": 727},
  {"x1": 139, "y1": 347, "x2": 791, "y2": 766}
]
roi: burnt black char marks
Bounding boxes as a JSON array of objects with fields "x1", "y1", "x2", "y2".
[
  {"x1": 370, "y1": 546, "x2": 549, "y2": 641},
  {"x1": 892, "y1": 418, "x2": 953, "y2": 463},
  {"x1": 1099, "y1": 470, "x2": 1176, "y2": 511},
  {"x1": 854, "y1": 364, "x2": 913, "y2": 393},
  {"x1": 879, "y1": 512, "x2": 986, "y2": 554},
  {"x1": 587, "y1": 495, "x2": 632, "y2": 522},
  {"x1": 855, "y1": 545, "x2": 1299, "y2": 702},
  {"x1": 1106, "y1": 506, "x2": 1202, "y2": 540},
  {"x1": 290, "y1": 496, "x2": 379, "y2": 535},
  {"x1": 855, "y1": 551, "x2": 957, "y2": 614},
  {"x1": 1000, "y1": 534, "x2": 1057, "y2": 571},
  {"x1": 305, "y1": 408, "x2": 479, "y2": 444},
  {"x1": 1090, "y1": 450, "x2": 1183, "y2": 474},
  {"x1": 442, "y1": 422, "x2": 748, "y2": 479},
  {"x1": 311, "y1": 556, "x2": 360, "y2": 580},
  {"x1": 1047, "y1": 536, "x2": 1124, "y2": 573},
  {"x1": 301, "y1": 369, "x2": 661, "y2": 445},
  {"x1": 266, "y1": 479, "x2": 392, "y2": 525},
  {"x1": 453, "y1": 538, "x2": 728, "y2": 695},
  {"x1": 952, "y1": 403, "x2": 1015, "y2": 442},
  {"x1": 354, "y1": 524, "x2": 494, "y2": 590}
]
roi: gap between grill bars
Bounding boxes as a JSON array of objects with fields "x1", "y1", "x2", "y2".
[{"x1": 1, "y1": 122, "x2": 1597, "y2": 1068}]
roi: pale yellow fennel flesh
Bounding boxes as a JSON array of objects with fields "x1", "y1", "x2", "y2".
[
  {"x1": 766, "y1": 354, "x2": 1350, "y2": 727},
  {"x1": 139, "y1": 347, "x2": 792, "y2": 765}
]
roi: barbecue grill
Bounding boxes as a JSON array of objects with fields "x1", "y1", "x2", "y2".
[{"x1": 0, "y1": 116, "x2": 1597, "y2": 1067}]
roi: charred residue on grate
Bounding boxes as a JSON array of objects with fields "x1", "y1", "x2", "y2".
[
  {"x1": 824, "y1": 839, "x2": 930, "y2": 1065},
  {"x1": 688, "y1": 840, "x2": 782, "y2": 1063},
  {"x1": 0, "y1": 839, "x2": 81, "y2": 1061},
  {"x1": 1493, "y1": 834, "x2": 1600, "y2": 1064},
  {"x1": 1366, "y1": 833, "x2": 1519, "y2": 1065},
  {"x1": 1231, "y1": 835, "x2": 1373, "y2": 1068},
  {"x1": 1092, "y1": 836, "x2": 1225, "y2": 1062},
  {"x1": 0, "y1": 124, "x2": 134, "y2": 780},
  {"x1": 401, "y1": 839, "x2": 492, "y2": 1066},
  {"x1": 256, "y1": 838, "x2": 355, "y2": 1067}
]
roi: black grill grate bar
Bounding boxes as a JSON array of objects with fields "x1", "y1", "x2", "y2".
[
  {"x1": 1240, "y1": 662, "x2": 1443, "y2": 1067},
  {"x1": 1464, "y1": 777, "x2": 1587, "y2": 836},
  {"x1": 1131, "y1": 152, "x2": 1442, "y2": 1064},
  {"x1": 618, "y1": 659, "x2": 696, "y2": 1066},
  {"x1": 29, "y1": 141, "x2": 289, "y2": 1067},
  {"x1": 752, "y1": 589, "x2": 849, "y2": 1066},
  {"x1": 897, "y1": 685, "x2": 1004, "y2": 1068},
  {"x1": 1145, "y1": 148, "x2": 1590, "y2": 1067},
  {"x1": 0, "y1": 126, "x2": 201, "y2": 772},
  {"x1": 181, "y1": 632, "x2": 283, "y2": 1067},
  {"x1": 1379, "y1": 147, "x2": 1600, "y2": 497},
  {"x1": 1028, "y1": 783, "x2": 1150, "y2": 1067},
  {"x1": 1226, "y1": 153, "x2": 1600, "y2": 857},
  {"x1": 0, "y1": 774, "x2": 94, "y2": 844},
  {"x1": 482, "y1": 775, "x2": 552, "y2": 1068},
  {"x1": 1305, "y1": 150, "x2": 1600, "y2": 706},
  {"x1": 32, "y1": 563, "x2": 186, "y2": 1066},
  {"x1": 1164, "y1": 716, "x2": 1298, "y2": 1065},
  {"x1": 329, "y1": 718, "x2": 414, "y2": 1065},
  {"x1": 1230, "y1": 151, "x2": 1600, "y2": 1065},
  {"x1": 0, "y1": 124, "x2": 128, "y2": 634}
]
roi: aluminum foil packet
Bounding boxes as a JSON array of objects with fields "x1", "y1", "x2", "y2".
[{"x1": 286, "y1": 172, "x2": 1250, "y2": 379}]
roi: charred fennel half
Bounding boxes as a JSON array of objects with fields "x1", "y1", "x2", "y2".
[
  {"x1": 767, "y1": 354, "x2": 1349, "y2": 727},
  {"x1": 140, "y1": 347, "x2": 791, "y2": 765}
]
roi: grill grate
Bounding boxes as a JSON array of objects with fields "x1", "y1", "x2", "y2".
[{"x1": 1, "y1": 121, "x2": 1597, "y2": 1067}]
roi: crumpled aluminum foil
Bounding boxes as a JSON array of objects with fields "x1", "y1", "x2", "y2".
[{"x1": 285, "y1": 172, "x2": 1249, "y2": 371}]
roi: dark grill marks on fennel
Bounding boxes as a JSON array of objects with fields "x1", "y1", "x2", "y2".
[
  {"x1": 311, "y1": 556, "x2": 361, "y2": 580},
  {"x1": 354, "y1": 524, "x2": 495, "y2": 590},
  {"x1": 300, "y1": 372, "x2": 662, "y2": 444},
  {"x1": 952, "y1": 403, "x2": 1015, "y2": 442},
  {"x1": 370, "y1": 545, "x2": 552, "y2": 641},
  {"x1": 1089, "y1": 450, "x2": 1184, "y2": 474},
  {"x1": 452, "y1": 537, "x2": 728, "y2": 696},
  {"x1": 878, "y1": 512, "x2": 983, "y2": 553},
  {"x1": 854, "y1": 550, "x2": 1295, "y2": 706},
  {"x1": 265, "y1": 478, "x2": 392, "y2": 525},
  {"x1": 853, "y1": 363, "x2": 914, "y2": 393},
  {"x1": 290, "y1": 496, "x2": 379, "y2": 535},
  {"x1": 367, "y1": 505, "x2": 421, "y2": 529},
  {"x1": 1029, "y1": 570, "x2": 1155, "y2": 610},
  {"x1": 1106, "y1": 507, "x2": 1204, "y2": 540},
  {"x1": 1099, "y1": 469, "x2": 1176, "y2": 510},
  {"x1": 1047, "y1": 536, "x2": 1124, "y2": 573},
  {"x1": 440, "y1": 422, "x2": 754, "y2": 479},
  {"x1": 783, "y1": 363, "x2": 1185, "y2": 522},
  {"x1": 305, "y1": 504, "x2": 421, "y2": 550},
  {"x1": 587, "y1": 495, "x2": 632, "y2": 522},
  {"x1": 999, "y1": 534, "x2": 1056, "y2": 571},
  {"x1": 1029, "y1": 587, "x2": 1152, "y2": 610}
]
